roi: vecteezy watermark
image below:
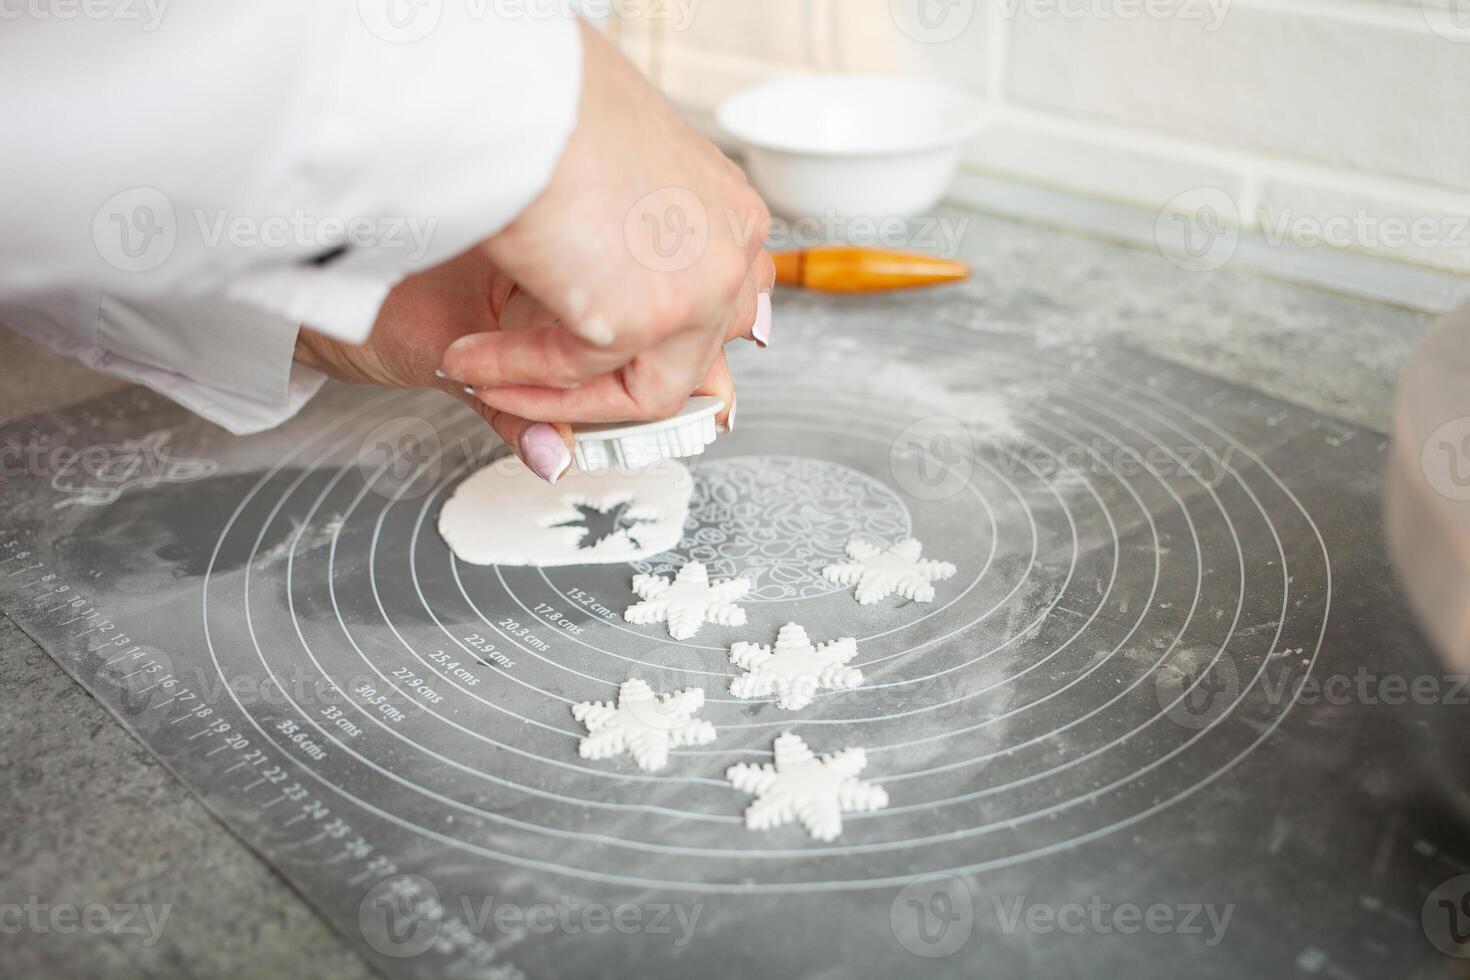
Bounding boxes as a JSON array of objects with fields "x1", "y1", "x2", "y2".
[
  {"x1": 0, "y1": 897, "x2": 172, "y2": 947},
  {"x1": 766, "y1": 212, "x2": 970, "y2": 258},
  {"x1": 890, "y1": 416, "x2": 976, "y2": 502},
  {"x1": 0, "y1": 0, "x2": 168, "y2": 30},
  {"x1": 891, "y1": 876, "x2": 975, "y2": 958},
  {"x1": 93, "y1": 187, "x2": 177, "y2": 273},
  {"x1": 1422, "y1": 0, "x2": 1470, "y2": 43},
  {"x1": 357, "y1": 415, "x2": 445, "y2": 502},
  {"x1": 889, "y1": 0, "x2": 977, "y2": 43},
  {"x1": 889, "y1": 415, "x2": 1239, "y2": 502},
  {"x1": 621, "y1": 195, "x2": 968, "y2": 273},
  {"x1": 1, "y1": 437, "x2": 193, "y2": 481},
  {"x1": 357, "y1": 0, "x2": 444, "y2": 43},
  {"x1": 1423, "y1": 875, "x2": 1470, "y2": 957},
  {"x1": 624, "y1": 187, "x2": 711, "y2": 274},
  {"x1": 193, "y1": 209, "x2": 436, "y2": 261},
  {"x1": 994, "y1": 0, "x2": 1230, "y2": 31},
  {"x1": 1156, "y1": 186, "x2": 1470, "y2": 274},
  {"x1": 357, "y1": 0, "x2": 701, "y2": 44},
  {"x1": 1155, "y1": 187, "x2": 1241, "y2": 273},
  {"x1": 539, "y1": 0, "x2": 700, "y2": 29},
  {"x1": 989, "y1": 895, "x2": 1234, "y2": 945},
  {"x1": 359, "y1": 874, "x2": 703, "y2": 960},
  {"x1": 991, "y1": 438, "x2": 1238, "y2": 487},
  {"x1": 1156, "y1": 649, "x2": 1470, "y2": 731},
  {"x1": 889, "y1": 877, "x2": 1233, "y2": 956},
  {"x1": 92, "y1": 187, "x2": 438, "y2": 273},
  {"x1": 1421, "y1": 417, "x2": 1470, "y2": 501},
  {"x1": 1258, "y1": 209, "x2": 1470, "y2": 254}
]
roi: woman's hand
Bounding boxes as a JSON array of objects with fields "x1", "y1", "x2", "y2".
[
  {"x1": 293, "y1": 249, "x2": 584, "y2": 483},
  {"x1": 439, "y1": 18, "x2": 774, "y2": 426},
  {"x1": 298, "y1": 20, "x2": 772, "y2": 484},
  {"x1": 294, "y1": 246, "x2": 746, "y2": 485}
]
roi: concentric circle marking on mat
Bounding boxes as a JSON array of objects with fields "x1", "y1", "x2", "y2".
[{"x1": 196, "y1": 337, "x2": 1332, "y2": 892}]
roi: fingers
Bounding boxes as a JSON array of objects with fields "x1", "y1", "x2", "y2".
[
  {"x1": 693, "y1": 352, "x2": 736, "y2": 433},
  {"x1": 722, "y1": 252, "x2": 777, "y2": 346},
  {"x1": 442, "y1": 249, "x2": 775, "y2": 391},
  {"x1": 440, "y1": 322, "x2": 628, "y2": 391},
  {"x1": 455, "y1": 389, "x2": 575, "y2": 486},
  {"x1": 472, "y1": 374, "x2": 656, "y2": 425}
]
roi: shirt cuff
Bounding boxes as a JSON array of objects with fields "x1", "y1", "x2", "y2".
[{"x1": 1, "y1": 292, "x2": 326, "y2": 435}]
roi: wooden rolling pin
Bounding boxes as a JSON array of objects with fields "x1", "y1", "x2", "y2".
[{"x1": 772, "y1": 247, "x2": 970, "y2": 293}]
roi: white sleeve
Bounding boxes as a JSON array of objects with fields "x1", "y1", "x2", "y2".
[
  {"x1": 0, "y1": 294, "x2": 326, "y2": 436},
  {"x1": 0, "y1": 3, "x2": 584, "y2": 344}
]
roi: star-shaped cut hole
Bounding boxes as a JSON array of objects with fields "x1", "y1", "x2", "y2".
[
  {"x1": 822, "y1": 536, "x2": 957, "y2": 605},
  {"x1": 571, "y1": 679, "x2": 716, "y2": 772},
  {"x1": 726, "y1": 733, "x2": 888, "y2": 841},
  {"x1": 552, "y1": 500, "x2": 658, "y2": 551}
]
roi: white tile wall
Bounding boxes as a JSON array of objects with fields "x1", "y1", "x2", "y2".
[
  {"x1": 1004, "y1": 2, "x2": 1470, "y2": 189},
  {"x1": 620, "y1": 0, "x2": 1470, "y2": 290}
]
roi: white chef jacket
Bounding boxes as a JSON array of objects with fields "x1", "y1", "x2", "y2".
[{"x1": 0, "y1": 2, "x2": 584, "y2": 433}]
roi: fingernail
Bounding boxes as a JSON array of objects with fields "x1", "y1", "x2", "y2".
[
  {"x1": 520, "y1": 423, "x2": 572, "y2": 486},
  {"x1": 434, "y1": 369, "x2": 447, "y2": 379},
  {"x1": 569, "y1": 314, "x2": 615, "y2": 348},
  {"x1": 440, "y1": 334, "x2": 485, "y2": 381},
  {"x1": 463, "y1": 386, "x2": 477, "y2": 396},
  {"x1": 721, "y1": 395, "x2": 737, "y2": 435},
  {"x1": 753, "y1": 291, "x2": 773, "y2": 348}
]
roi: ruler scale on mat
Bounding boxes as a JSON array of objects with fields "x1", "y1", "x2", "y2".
[{"x1": 0, "y1": 322, "x2": 1461, "y2": 978}]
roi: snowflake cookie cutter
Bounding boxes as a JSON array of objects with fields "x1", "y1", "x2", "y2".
[
  {"x1": 729, "y1": 623, "x2": 863, "y2": 711},
  {"x1": 571, "y1": 679, "x2": 716, "y2": 772},
  {"x1": 726, "y1": 733, "x2": 888, "y2": 841},
  {"x1": 572, "y1": 396, "x2": 724, "y2": 472},
  {"x1": 822, "y1": 536, "x2": 957, "y2": 605}
]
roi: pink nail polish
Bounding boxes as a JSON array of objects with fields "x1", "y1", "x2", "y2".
[
  {"x1": 520, "y1": 423, "x2": 572, "y2": 485},
  {"x1": 753, "y1": 291, "x2": 773, "y2": 347}
]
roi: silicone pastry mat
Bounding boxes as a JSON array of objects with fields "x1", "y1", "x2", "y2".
[{"x1": 1, "y1": 323, "x2": 1462, "y2": 978}]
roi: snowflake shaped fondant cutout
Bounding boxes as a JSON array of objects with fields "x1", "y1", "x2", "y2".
[
  {"x1": 727, "y1": 733, "x2": 888, "y2": 841},
  {"x1": 729, "y1": 623, "x2": 863, "y2": 711},
  {"x1": 571, "y1": 679, "x2": 716, "y2": 772},
  {"x1": 623, "y1": 562, "x2": 750, "y2": 640},
  {"x1": 822, "y1": 537, "x2": 957, "y2": 605}
]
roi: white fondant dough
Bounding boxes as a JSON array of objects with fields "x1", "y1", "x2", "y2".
[
  {"x1": 822, "y1": 536, "x2": 957, "y2": 605},
  {"x1": 729, "y1": 623, "x2": 863, "y2": 711},
  {"x1": 623, "y1": 562, "x2": 750, "y2": 640},
  {"x1": 438, "y1": 455, "x2": 693, "y2": 567},
  {"x1": 726, "y1": 733, "x2": 889, "y2": 841},
  {"x1": 571, "y1": 679, "x2": 716, "y2": 772}
]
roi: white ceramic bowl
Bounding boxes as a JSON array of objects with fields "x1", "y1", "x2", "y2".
[{"x1": 716, "y1": 74, "x2": 983, "y2": 221}]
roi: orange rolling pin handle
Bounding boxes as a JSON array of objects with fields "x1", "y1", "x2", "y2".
[{"x1": 772, "y1": 247, "x2": 970, "y2": 293}]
